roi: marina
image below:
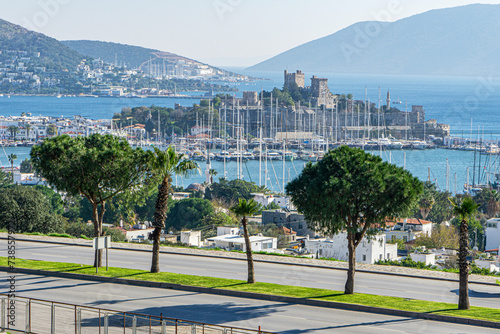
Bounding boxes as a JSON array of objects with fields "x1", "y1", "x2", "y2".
[{"x1": 2, "y1": 71, "x2": 500, "y2": 195}]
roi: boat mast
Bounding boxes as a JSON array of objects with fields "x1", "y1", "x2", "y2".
[
  {"x1": 224, "y1": 97, "x2": 227, "y2": 178},
  {"x1": 282, "y1": 105, "x2": 285, "y2": 194}
]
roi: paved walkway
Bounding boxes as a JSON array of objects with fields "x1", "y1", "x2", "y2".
[{"x1": 3, "y1": 233, "x2": 499, "y2": 285}]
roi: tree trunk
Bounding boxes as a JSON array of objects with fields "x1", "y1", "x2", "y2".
[
  {"x1": 150, "y1": 227, "x2": 161, "y2": 273},
  {"x1": 91, "y1": 201, "x2": 102, "y2": 268},
  {"x1": 242, "y1": 217, "x2": 255, "y2": 283},
  {"x1": 345, "y1": 232, "x2": 356, "y2": 294},
  {"x1": 150, "y1": 177, "x2": 170, "y2": 273},
  {"x1": 458, "y1": 218, "x2": 470, "y2": 310}
]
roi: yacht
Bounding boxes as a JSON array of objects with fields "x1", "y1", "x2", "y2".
[
  {"x1": 215, "y1": 151, "x2": 231, "y2": 161},
  {"x1": 283, "y1": 151, "x2": 298, "y2": 161},
  {"x1": 267, "y1": 151, "x2": 282, "y2": 160},
  {"x1": 242, "y1": 151, "x2": 254, "y2": 160}
]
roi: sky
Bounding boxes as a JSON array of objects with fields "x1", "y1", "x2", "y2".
[{"x1": 1, "y1": 0, "x2": 500, "y2": 67}]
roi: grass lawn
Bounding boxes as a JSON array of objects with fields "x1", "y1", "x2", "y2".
[{"x1": 1, "y1": 257, "x2": 499, "y2": 323}]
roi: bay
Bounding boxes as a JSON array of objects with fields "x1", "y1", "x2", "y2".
[{"x1": 2, "y1": 71, "x2": 500, "y2": 193}]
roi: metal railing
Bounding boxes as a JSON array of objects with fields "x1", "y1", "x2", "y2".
[{"x1": 0, "y1": 294, "x2": 275, "y2": 334}]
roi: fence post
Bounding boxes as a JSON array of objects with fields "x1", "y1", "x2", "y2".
[
  {"x1": 76, "y1": 308, "x2": 81, "y2": 334},
  {"x1": 24, "y1": 300, "x2": 29, "y2": 333},
  {"x1": 132, "y1": 315, "x2": 137, "y2": 334},
  {"x1": 1, "y1": 297, "x2": 5, "y2": 331},
  {"x1": 104, "y1": 312, "x2": 109, "y2": 334},
  {"x1": 161, "y1": 320, "x2": 166, "y2": 334},
  {"x1": 51, "y1": 303, "x2": 56, "y2": 334}
]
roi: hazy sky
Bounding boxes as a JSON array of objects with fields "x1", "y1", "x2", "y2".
[{"x1": 2, "y1": 0, "x2": 500, "y2": 66}]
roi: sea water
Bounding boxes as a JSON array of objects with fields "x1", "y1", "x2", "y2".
[{"x1": 2, "y1": 71, "x2": 500, "y2": 193}]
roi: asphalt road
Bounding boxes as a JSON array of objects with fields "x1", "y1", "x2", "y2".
[
  {"x1": 0, "y1": 272, "x2": 497, "y2": 334},
  {"x1": 2, "y1": 240, "x2": 500, "y2": 309}
]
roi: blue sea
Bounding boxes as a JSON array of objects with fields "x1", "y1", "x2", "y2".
[{"x1": 2, "y1": 70, "x2": 500, "y2": 193}]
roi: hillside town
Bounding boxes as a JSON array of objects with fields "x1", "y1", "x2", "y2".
[{"x1": 0, "y1": 48, "x2": 243, "y2": 96}]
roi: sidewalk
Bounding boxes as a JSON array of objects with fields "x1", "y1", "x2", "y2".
[{"x1": 2, "y1": 233, "x2": 499, "y2": 285}]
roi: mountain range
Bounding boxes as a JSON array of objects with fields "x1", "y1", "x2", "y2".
[{"x1": 248, "y1": 4, "x2": 500, "y2": 76}]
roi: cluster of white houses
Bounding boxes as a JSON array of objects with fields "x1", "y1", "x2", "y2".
[
  {"x1": 0, "y1": 115, "x2": 146, "y2": 142},
  {"x1": 114, "y1": 199, "x2": 500, "y2": 270}
]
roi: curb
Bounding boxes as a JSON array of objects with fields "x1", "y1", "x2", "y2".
[
  {"x1": 3, "y1": 266, "x2": 500, "y2": 330},
  {"x1": 4, "y1": 236, "x2": 499, "y2": 287}
]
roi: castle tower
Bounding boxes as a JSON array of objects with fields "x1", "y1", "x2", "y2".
[
  {"x1": 386, "y1": 90, "x2": 391, "y2": 110},
  {"x1": 284, "y1": 70, "x2": 305, "y2": 89}
]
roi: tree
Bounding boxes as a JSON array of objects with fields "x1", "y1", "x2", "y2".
[
  {"x1": 46, "y1": 124, "x2": 57, "y2": 137},
  {"x1": 30, "y1": 134, "x2": 151, "y2": 267},
  {"x1": 7, "y1": 154, "x2": 17, "y2": 182},
  {"x1": 0, "y1": 185, "x2": 65, "y2": 234},
  {"x1": 286, "y1": 146, "x2": 422, "y2": 294},
  {"x1": 25, "y1": 124, "x2": 32, "y2": 141},
  {"x1": 164, "y1": 198, "x2": 214, "y2": 231},
  {"x1": 486, "y1": 190, "x2": 500, "y2": 218},
  {"x1": 148, "y1": 146, "x2": 198, "y2": 273},
  {"x1": 32, "y1": 185, "x2": 65, "y2": 216},
  {"x1": 209, "y1": 168, "x2": 217, "y2": 184},
  {"x1": 413, "y1": 182, "x2": 453, "y2": 224},
  {"x1": 419, "y1": 192, "x2": 435, "y2": 220},
  {"x1": 231, "y1": 198, "x2": 261, "y2": 283},
  {"x1": 451, "y1": 217, "x2": 484, "y2": 251},
  {"x1": 415, "y1": 224, "x2": 459, "y2": 249},
  {"x1": 205, "y1": 179, "x2": 266, "y2": 204},
  {"x1": 0, "y1": 169, "x2": 12, "y2": 189},
  {"x1": 7, "y1": 126, "x2": 19, "y2": 140},
  {"x1": 449, "y1": 197, "x2": 479, "y2": 310},
  {"x1": 20, "y1": 158, "x2": 33, "y2": 173}
]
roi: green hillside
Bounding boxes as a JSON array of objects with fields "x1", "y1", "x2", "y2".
[
  {"x1": 0, "y1": 18, "x2": 83, "y2": 71},
  {"x1": 62, "y1": 40, "x2": 157, "y2": 69}
]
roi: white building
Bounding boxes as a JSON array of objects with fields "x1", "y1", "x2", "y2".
[
  {"x1": 180, "y1": 230, "x2": 202, "y2": 247},
  {"x1": 474, "y1": 258, "x2": 500, "y2": 273},
  {"x1": 116, "y1": 227, "x2": 154, "y2": 242},
  {"x1": 205, "y1": 234, "x2": 277, "y2": 252},
  {"x1": 305, "y1": 233, "x2": 397, "y2": 264},
  {"x1": 251, "y1": 193, "x2": 296, "y2": 210},
  {"x1": 410, "y1": 252, "x2": 436, "y2": 266},
  {"x1": 385, "y1": 218, "x2": 433, "y2": 243},
  {"x1": 485, "y1": 218, "x2": 500, "y2": 251},
  {"x1": 217, "y1": 226, "x2": 240, "y2": 236}
]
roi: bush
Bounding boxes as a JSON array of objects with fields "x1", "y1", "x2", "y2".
[
  {"x1": 376, "y1": 256, "x2": 435, "y2": 270},
  {"x1": 65, "y1": 222, "x2": 126, "y2": 242}
]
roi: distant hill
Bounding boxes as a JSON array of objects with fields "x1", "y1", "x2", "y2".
[
  {"x1": 248, "y1": 4, "x2": 500, "y2": 76},
  {"x1": 0, "y1": 18, "x2": 82, "y2": 71},
  {"x1": 62, "y1": 40, "x2": 240, "y2": 77},
  {"x1": 62, "y1": 40, "x2": 159, "y2": 69}
]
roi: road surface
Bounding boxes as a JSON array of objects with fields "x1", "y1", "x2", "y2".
[
  {"x1": 1, "y1": 240, "x2": 499, "y2": 309},
  {"x1": 0, "y1": 272, "x2": 497, "y2": 334}
]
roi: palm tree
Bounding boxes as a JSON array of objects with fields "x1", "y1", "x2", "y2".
[
  {"x1": 25, "y1": 124, "x2": 32, "y2": 141},
  {"x1": 486, "y1": 190, "x2": 500, "y2": 218},
  {"x1": 419, "y1": 193, "x2": 435, "y2": 220},
  {"x1": 7, "y1": 126, "x2": 19, "y2": 141},
  {"x1": 231, "y1": 198, "x2": 261, "y2": 283},
  {"x1": 7, "y1": 154, "x2": 17, "y2": 182},
  {"x1": 449, "y1": 196, "x2": 479, "y2": 310},
  {"x1": 149, "y1": 146, "x2": 198, "y2": 273},
  {"x1": 209, "y1": 168, "x2": 217, "y2": 184}
]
